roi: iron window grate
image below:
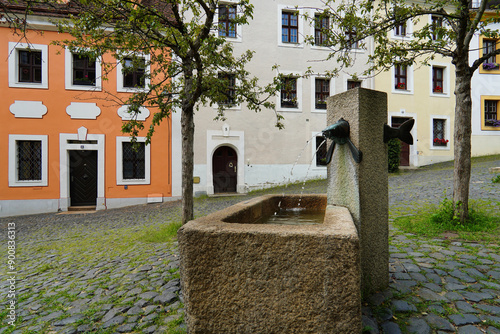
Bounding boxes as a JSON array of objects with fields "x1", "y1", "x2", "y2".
[
  {"x1": 123, "y1": 142, "x2": 145, "y2": 180},
  {"x1": 17, "y1": 140, "x2": 42, "y2": 181}
]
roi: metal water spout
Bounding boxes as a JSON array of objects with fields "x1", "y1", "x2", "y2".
[{"x1": 322, "y1": 118, "x2": 362, "y2": 164}]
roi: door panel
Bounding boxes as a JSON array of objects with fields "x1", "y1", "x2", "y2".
[
  {"x1": 213, "y1": 146, "x2": 237, "y2": 193},
  {"x1": 69, "y1": 150, "x2": 98, "y2": 206},
  {"x1": 391, "y1": 117, "x2": 411, "y2": 167}
]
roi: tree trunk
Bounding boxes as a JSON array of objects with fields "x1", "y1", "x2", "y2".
[
  {"x1": 453, "y1": 57, "x2": 473, "y2": 223},
  {"x1": 181, "y1": 100, "x2": 195, "y2": 225}
]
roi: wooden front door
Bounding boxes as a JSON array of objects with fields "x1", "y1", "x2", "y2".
[
  {"x1": 213, "y1": 146, "x2": 237, "y2": 193},
  {"x1": 69, "y1": 150, "x2": 98, "y2": 206},
  {"x1": 391, "y1": 117, "x2": 411, "y2": 167}
]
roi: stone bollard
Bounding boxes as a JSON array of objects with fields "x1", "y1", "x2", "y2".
[{"x1": 326, "y1": 87, "x2": 389, "y2": 295}]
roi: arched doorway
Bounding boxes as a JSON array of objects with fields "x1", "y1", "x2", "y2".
[{"x1": 212, "y1": 146, "x2": 237, "y2": 193}]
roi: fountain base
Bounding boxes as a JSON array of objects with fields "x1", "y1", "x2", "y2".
[{"x1": 178, "y1": 194, "x2": 361, "y2": 333}]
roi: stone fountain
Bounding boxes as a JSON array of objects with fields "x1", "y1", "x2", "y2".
[{"x1": 178, "y1": 88, "x2": 410, "y2": 333}]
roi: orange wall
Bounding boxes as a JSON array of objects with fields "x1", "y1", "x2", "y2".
[{"x1": 1, "y1": 27, "x2": 172, "y2": 201}]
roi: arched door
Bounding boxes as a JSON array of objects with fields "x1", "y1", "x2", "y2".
[{"x1": 212, "y1": 146, "x2": 237, "y2": 193}]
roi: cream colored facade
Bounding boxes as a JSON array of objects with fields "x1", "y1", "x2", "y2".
[
  {"x1": 374, "y1": 15, "x2": 456, "y2": 167},
  {"x1": 188, "y1": 0, "x2": 373, "y2": 195}
]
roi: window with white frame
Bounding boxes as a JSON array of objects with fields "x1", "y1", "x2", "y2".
[
  {"x1": 394, "y1": 64, "x2": 408, "y2": 90},
  {"x1": 65, "y1": 48, "x2": 102, "y2": 91},
  {"x1": 218, "y1": 72, "x2": 236, "y2": 106},
  {"x1": 8, "y1": 42, "x2": 48, "y2": 89},
  {"x1": 315, "y1": 78, "x2": 329, "y2": 109},
  {"x1": 116, "y1": 137, "x2": 151, "y2": 185},
  {"x1": 432, "y1": 66, "x2": 444, "y2": 93},
  {"x1": 9, "y1": 134, "x2": 48, "y2": 187},
  {"x1": 116, "y1": 54, "x2": 150, "y2": 92},
  {"x1": 431, "y1": 15, "x2": 443, "y2": 41},
  {"x1": 282, "y1": 11, "x2": 299, "y2": 44},
  {"x1": 345, "y1": 28, "x2": 359, "y2": 49},
  {"x1": 432, "y1": 118, "x2": 448, "y2": 147},
  {"x1": 314, "y1": 14, "x2": 329, "y2": 46}
]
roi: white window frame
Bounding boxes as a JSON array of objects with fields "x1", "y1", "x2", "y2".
[
  {"x1": 65, "y1": 47, "x2": 102, "y2": 91},
  {"x1": 391, "y1": 64, "x2": 414, "y2": 95},
  {"x1": 390, "y1": 18, "x2": 413, "y2": 41},
  {"x1": 8, "y1": 134, "x2": 48, "y2": 187},
  {"x1": 277, "y1": 71, "x2": 302, "y2": 112},
  {"x1": 310, "y1": 9, "x2": 332, "y2": 51},
  {"x1": 216, "y1": 1, "x2": 243, "y2": 43},
  {"x1": 429, "y1": 63, "x2": 451, "y2": 98},
  {"x1": 278, "y1": 5, "x2": 304, "y2": 48},
  {"x1": 311, "y1": 76, "x2": 334, "y2": 113},
  {"x1": 116, "y1": 136, "x2": 151, "y2": 185},
  {"x1": 8, "y1": 42, "x2": 48, "y2": 89},
  {"x1": 116, "y1": 53, "x2": 151, "y2": 93},
  {"x1": 430, "y1": 115, "x2": 451, "y2": 151}
]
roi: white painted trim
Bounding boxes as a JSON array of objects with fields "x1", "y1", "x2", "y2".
[
  {"x1": 8, "y1": 134, "x2": 48, "y2": 187},
  {"x1": 277, "y1": 5, "x2": 304, "y2": 48},
  {"x1": 116, "y1": 136, "x2": 151, "y2": 185},
  {"x1": 429, "y1": 62, "x2": 451, "y2": 98},
  {"x1": 277, "y1": 70, "x2": 303, "y2": 112},
  {"x1": 64, "y1": 47, "x2": 102, "y2": 91},
  {"x1": 9, "y1": 100, "x2": 47, "y2": 118},
  {"x1": 206, "y1": 129, "x2": 245, "y2": 195},
  {"x1": 116, "y1": 53, "x2": 151, "y2": 93},
  {"x1": 216, "y1": 1, "x2": 243, "y2": 43},
  {"x1": 8, "y1": 42, "x2": 48, "y2": 89},
  {"x1": 391, "y1": 64, "x2": 414, "y2": 95},
  {"x1": 117, "y1": 105, "x2": 150, "y2": 121},
  {"x1": 389, "y1": 18, "x2": 413, "y2": 41},
  {"x1": 59, "y1": 131, "x2": 105, "y2": 211},
  {"x1": 429, "y1": 115, "x2": 451, "y2": 151},
  {"x1": 310, "y1": 76, "x2": 334, "y2": 113},
  {"x1": 66, "y1": 102, "x2": 101, "y2": 119}
]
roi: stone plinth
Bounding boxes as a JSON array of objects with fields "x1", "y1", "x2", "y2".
[
  {"x1": 326, "y1": 87, "x2": 389, "y2": 294},
  {"x1": 178, "y1": 194, "x2": 361, "y2": 333}
]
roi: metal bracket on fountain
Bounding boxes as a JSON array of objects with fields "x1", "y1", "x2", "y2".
[
  {"x1": 322, "y1": 118, "x2": 362, "y2": 164},
  {"x1": 383, "y1": 119, "x2": 415, "y2": 145}
]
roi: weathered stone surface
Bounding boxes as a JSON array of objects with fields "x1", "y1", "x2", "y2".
[
  {"x1": 448, "y1": 314, "x2": 481, "y2": 326},
  {"x1": 406, "y1": 318, "x2": 431, "y2": 334},
  {"x1": 178, "y1": 196, "x2": 361, "y2": 333},
  {"x1": 392, "y1": 300, "x2": 417, "y2": 312},
  {"x1": 381, "y1": 321, "x2": 401, "y2": 334},
  {"x1": 457, "y1": 325, "x2": 483, "y2": 334},
  {"x1": 326, "y1": 88, "x2": 389, "y2": 294},
  {"x1": 424, "y1": 314, "x2": 455, "y2": 331}
]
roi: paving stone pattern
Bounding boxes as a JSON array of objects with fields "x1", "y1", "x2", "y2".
[{"x1": 0, "y1": 158, "x2": 499, "y2": 333}]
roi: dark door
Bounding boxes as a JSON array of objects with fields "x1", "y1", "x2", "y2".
[
  {"x1": 213, "y1": 146, "x2": 237, "y2": 193},
  {"x1": 392, "y1": 117, "x2": 411, "y2": 167},
  {"x1": 69, "y1": 150, "x2": 98, "y2": 206}
]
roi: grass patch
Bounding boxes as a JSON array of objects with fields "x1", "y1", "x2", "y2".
[
  {"x1": 492, "y1": 174, "x2": 500, "y2": 183},
  {"x1": 393, "y1": 198, "x2": 499, "y2": 243},
  {"x1": 137, "y1": 221, "x2": 183, "y2": 243}
]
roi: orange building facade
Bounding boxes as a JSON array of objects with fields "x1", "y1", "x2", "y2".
[{"x1": 1, "y1": 20, "x2": 174, "y2": 217}]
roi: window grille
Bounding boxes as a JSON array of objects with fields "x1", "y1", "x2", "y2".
[
  {"x1": 483, "y1": 40, "x2": 497, "y2": 64},
  {"x1": 17, "y1": 140, "x2": 42, "y2": 181},
  {"x1": 19, "y1": 50, "x2": 42, "y2": 83},
  {"x1": 219, "y1": 4, "x2": 237, "y2": 38},
  {"x1": 122, "y1": 142, "x2": 145, "y2": 180},
  {"x1": 282, "y1": 11, "x2": 298, "y2": 43},
  {"x1": 433, "y1": 119, "x2": 447, "y2": 146},
  {"x1": 73, "y1": 54, "x2": 96, "y2": 86}
]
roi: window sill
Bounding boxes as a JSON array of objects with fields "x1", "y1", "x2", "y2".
[
  {"x1": 431, "y1": 92, "x2": 450, "y2": 98},
  {"x1": 117, "y1": 87, "x2": 148, "y2": 93},
  {"x1": 392, "y1": 89, "x2": 413, "y2": 95},
  {"x1": 9, "y1": 180, "x2": 47, "y2": 187},
  {"x1": 481, "y1": 125, "x2": 500, "y2": 131},
  {"x1": 277, "y1": 107, "x2": 302, "y2": 113},
  {"x1": 430, "y1": 145, "x2": 450, "y2": 151},
  {"x1": 278, "y1": 43, "x2": 304, "y2": 49},
  {"x1": 117, "y1": 179, "x2": 150, "y2": 186},
  {"x1": 9, "y1": 82, "x2": 48, "y2": 89}
]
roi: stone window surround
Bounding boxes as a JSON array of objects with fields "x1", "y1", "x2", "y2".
[
  {"x1": 429, "y1": 115, "x2": 451, "y2": 151},
  {"x1": 277, "y1": 71, "x2": 303, "y2": 112},
  {"x1": 217, "y1": 0, "x2": 242, "y2": 43},
  {"x1": 64, "y1": 47, "x2": 102, "y2": 91},
  {"x1": 429, "y1": 62, "x2": 451, "y2": 98},
  {"x1": 391, "y1": 64, "x2": 414, "y2": 95},
  {"x1": 116, "y1": 136, "x2": 151, "y2": 185},
  {"x1": 277, "y1": 5, "x2": 304, "y2": 48},
  {"x1": 8, "y1": 134, "x2": 48, "y2": 187},
  {"x1": 8, "y1": 42, "x2": 48, "y2": 89}
]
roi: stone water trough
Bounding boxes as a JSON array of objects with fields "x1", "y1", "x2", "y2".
[{"x1": 178, "y1": 194, "x2": 361, "y2": 333}]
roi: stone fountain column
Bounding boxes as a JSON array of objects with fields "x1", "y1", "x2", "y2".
[{"x1": 326, "y1": 87, "x2": 389, "y2": 294}]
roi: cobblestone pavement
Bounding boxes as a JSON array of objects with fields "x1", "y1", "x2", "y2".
[{"x1": 0, "y1": 157, "x2": 499, "y2": 333}]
